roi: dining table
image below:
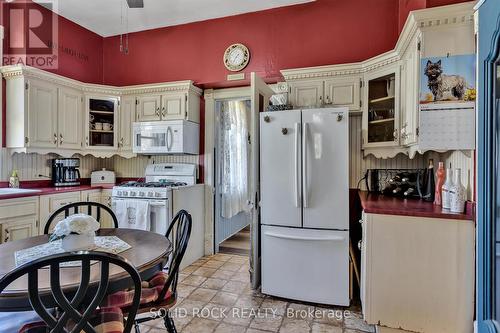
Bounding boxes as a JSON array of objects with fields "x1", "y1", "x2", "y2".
[{"x1": 0, "y1": 228, "x2": 172, "y2": 312}]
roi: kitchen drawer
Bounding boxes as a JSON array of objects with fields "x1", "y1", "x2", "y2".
[
  {"x1": 0, "y1": 197, "x2": 38, "y2": 220},
  {"x1": 261, "y1": 225, "x2": 349, "y2": 305}
]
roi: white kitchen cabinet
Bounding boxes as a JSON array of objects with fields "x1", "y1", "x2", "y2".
[
  {"x1": 119, "y1": 96, "x2": 136, "y2": 151},
  {"x1": 324, "y1": 77, "x2": 361, "y2": 111},
  {"x1": 360, "y1": 212, "x2": 474, "y2": 333},
  {"x1": 288, "y1": 80, "x2": 324, "y2": 108},
  {"x1": 58, "y1": 87, "x2": 83, "y2": 149},
  {"x1": 362, "y1": 64, "x2": 401, "y2": 149},
  {"x1": 1, "y1": 217, "x2": 38, "y2": 243},
  {"x1": 137, "y1": 92, "x2": 200, "y2": 123},
  {"x1": 161, "y1": 92, "x2": 186, "y2": 121},
  {"x1": 287, "y1": 77, "x2": 361, "y2": 111},
  {"x1": 39, "y1": 192, "x2": 82, "y2": 234},
  {"x1": 137, "y1": 94, "x2": 162, "y2": 121},
  {"x1": 4, "y1": 76, "x2": 82, "y2": 152},
  {"x1": 80, "y1": 189, "x2": 113, "y2": 228},
  {"x1": 28, "y1": 79, "x2": 58, "y2": 148},
  {"x1": 400, "y1": 34, "x2": 421, "y2": 147},
  {"x1": 100, "y1": 189, "x2": 114, "y2": 228},
  {"x1": 0, "y1": 197, "x2": 39, "y2": 244}
]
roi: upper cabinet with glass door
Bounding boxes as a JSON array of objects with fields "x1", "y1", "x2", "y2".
[
  {"x1": 85, "y1": 96, "x2": 118, "y2": 150},
  {"x1": 362, "y1": 65, "x2": 400, "y2": 149}
]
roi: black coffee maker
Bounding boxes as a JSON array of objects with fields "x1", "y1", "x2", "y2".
[{"x1": 51, "y1": 158, "x2": 81, "y2": 187}]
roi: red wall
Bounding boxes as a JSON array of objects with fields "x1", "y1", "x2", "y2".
[
  {"x1": 102, "y1": 0, "x2": 400, "y2": 88},
  {"x1": 1, "y1": 1, "x2": 103, "y2": 83}
]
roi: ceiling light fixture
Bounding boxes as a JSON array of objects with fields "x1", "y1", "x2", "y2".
[{"x1": 119, "y1": 0, "x2": 129, "y2": 55}]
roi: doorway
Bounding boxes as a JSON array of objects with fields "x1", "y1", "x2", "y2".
[{"x1": 214, "y1": 99, "x2": 252, "y2": 254}]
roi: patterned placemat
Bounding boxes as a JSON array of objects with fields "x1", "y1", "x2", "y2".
[{"x1": 15, "y1": 236, "x2": 132, "y2": 267}]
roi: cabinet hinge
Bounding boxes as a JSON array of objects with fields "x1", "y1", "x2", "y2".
[
  {"x1": 25, "y1": 82, "x2": 29, "y2": 90},
  {"x1": 360, "y1": 99, "x2": 362, "y2": 108},
  {"x1": 36, "y1": 220, "x2": 39, "y2": 228},
  {"x1": 185, "y1": 94, "x2": 188, "y2": 103},
  {"x1": 360, "y1": 80, "x2": 363, "y2": 88},
  {"x1": 135, "y1": 99, "x2": 139, "y2": 105},
  {"x1": 416, "y1": 127, "x2": 419, "y2": 136},
  {"x1": 417, "y1": 41, "x2": 421, "y2": 51},
  {"x1": 24, "y1": 137, "x2": 29, "y2": 144}
]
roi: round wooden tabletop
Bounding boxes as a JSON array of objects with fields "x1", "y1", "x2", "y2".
[{"x1": 0, "y1": 228, "x2": 172, "y2": 311}]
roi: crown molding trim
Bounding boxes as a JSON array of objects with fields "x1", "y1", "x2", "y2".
[{"x1": 0, "y1": 65, "x2": 202, "y2": 96}]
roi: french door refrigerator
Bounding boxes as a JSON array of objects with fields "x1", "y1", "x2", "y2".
[{"x1": 260, "y1": 107, "x2": 349, "y2": 306}]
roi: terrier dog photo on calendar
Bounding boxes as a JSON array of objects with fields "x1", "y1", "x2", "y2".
[{"x1": 420, "y1": 55, "x2": 476, "y2": 104}]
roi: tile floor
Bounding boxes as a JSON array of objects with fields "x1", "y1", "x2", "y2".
[{"x1": 137, "y1": 253, "x2": 375, "y2": 333}]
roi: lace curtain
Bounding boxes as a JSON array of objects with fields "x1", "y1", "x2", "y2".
[{"x1": 220, "y1": 100, "x2": 250, "y2": 219}]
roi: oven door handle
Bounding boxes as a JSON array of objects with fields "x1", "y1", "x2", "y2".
[{"x1": 149, "y1": 202, "x2": 167, "y2": 207}]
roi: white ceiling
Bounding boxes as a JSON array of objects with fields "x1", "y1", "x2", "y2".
[{"x1": 35, "y1": 0, "x2": 314, "y2": 37}]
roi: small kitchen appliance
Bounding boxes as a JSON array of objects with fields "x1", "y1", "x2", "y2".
[
  {"x1": 133, "y1": 120, "x2": 199, "y2": 155},
  {"x1": 51, "y1": 158, "x2": 81, "y2": 187},
  {"x1": 91, "y1": 168, "x2": 116, "y2": 186}
]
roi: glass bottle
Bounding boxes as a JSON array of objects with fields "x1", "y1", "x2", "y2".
[
  {"x1": 449, "y1": 168, "x2": 466, "y2": 213},
  {"x1": 441, "y1": 167, "x2": 453, "y2": 210},
  {"x1": 434, "y1": 162, "x2": 445, "y2": 205},
  {"x1": 423, "y1": 159, "x2": 435, "y2": 202}
]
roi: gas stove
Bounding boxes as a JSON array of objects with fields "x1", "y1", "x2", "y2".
[
  {"x1": 112, "y1": 163, "x2": 197, "y2": 199},
  {"x1": 118, "y1": 181, "x2": 188, "y2": 188}
]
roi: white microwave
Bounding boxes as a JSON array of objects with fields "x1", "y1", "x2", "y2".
[{"x1": 133, "y1": 120, "x2": 199, "y2": 155}]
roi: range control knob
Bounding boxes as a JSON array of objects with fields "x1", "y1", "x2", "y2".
[
  {"x1": 139, "y1": 192, "x2": 145, "y2": 197},
  {"x1": 122, "y1": 191, "x2": 128, "y2": 196},
  {"x1": 117, "y1": 191, "x2": 122, "y2": 196},
  {"x1": 148, "y1": 191, "x2": 154, "y2": 197},
  {"x1": 155, "y1": 192, "x2": 162, "y2": 198},
  {"x1": 130, "y1": 192, "x2": 136, "y2": 197}
]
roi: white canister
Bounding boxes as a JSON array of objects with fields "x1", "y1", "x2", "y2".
[
  {"x1": 441, "y1": 168, "x2": 453, "y2": 210},
  {"x1": 449, "y1": 168, "x2": 466, "y2": 213}
]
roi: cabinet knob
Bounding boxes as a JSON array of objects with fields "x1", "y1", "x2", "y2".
[
  {"x1": 393, "y1": 129, "x2": 399, "y2": 142},
  {"x1": 281, "y1": 128, "x2": 288, "y2": 135},
  {"x1": 358, "y1": 240, "x2": 362, "y2": 251},
  {"x1": 358, "y1": 218, "x2": 363, "y2": 225},
  {"x1": 161, "y1": 107, "x2": 166, "y2": 117},
  {"x1": 53, "y1": 133, "x2": 58, "y2": 145},
  {"x1": 59, "y1": 133, "x2": 63, "y2": 145},
  {"x1": 4, "y1": 228, "x2": 9, "y2": 243},
  {"x1": 264, "y1": 116, "x2": 270, "y2": 123}
]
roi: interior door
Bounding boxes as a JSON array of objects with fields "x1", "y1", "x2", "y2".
[
  {"x1": 260, "y1": 110, "x2": 302, "y2": 227},
  {"x1": 137, "y1": 95, "x2": 162, "y2": 121},
  {"x1": 302, "y1": 108, "x2": 349, "y2": 230},
  {"x1": 28, "y1": 80, "x2": 58, "y2": 148},
  {"x1": 58, "y1": 87, "x2": 82, "y2": 149},
  {"x1": 249, "y1": 73, "x2": 274, "y2": 289}
]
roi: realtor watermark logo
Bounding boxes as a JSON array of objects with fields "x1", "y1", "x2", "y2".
[{"x1": 3, "y1": 0, "x2": 59, "y2": 69}]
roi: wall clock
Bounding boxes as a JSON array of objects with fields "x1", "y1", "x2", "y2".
[{"x1": 223, "y1": 43, "x2": 250, "y2": 72}]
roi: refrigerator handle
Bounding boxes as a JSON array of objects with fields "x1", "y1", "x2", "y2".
[
  {"x1": 294, "y1": 122, "x2": 301, "y2": 208},
  {"x1": 302, "y1": 122, "x2": 308, "y2": 208}
]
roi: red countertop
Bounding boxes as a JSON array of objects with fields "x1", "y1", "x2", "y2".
[
  {"x1": 358, "y1": 191, "x2": 475, "y2": 221},
  {"x1": 0, "y1": 179, "x2": 122, "y2": 200}
]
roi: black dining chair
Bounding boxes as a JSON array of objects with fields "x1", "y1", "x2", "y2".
[
  {"x1": 44, "y1": 201, "x2": 119, "y2": 234},
  {"x1": 0, "y1": 251, "x2": 142, "y2": 333},
  {"x1": 111, "y1": 209, "x2": 192, "y2": 333}
]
